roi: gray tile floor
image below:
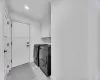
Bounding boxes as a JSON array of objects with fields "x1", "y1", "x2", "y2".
[
  {"x1": 31, "y1": 63, "x2": 51, "y2": 80},
  {"x1": 6, "y1": 62, "x2": 51, "y2": 80}
]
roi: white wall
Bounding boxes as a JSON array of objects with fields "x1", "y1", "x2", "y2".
[
  {"x1": 51, "y1": 0, "x2": 100, "y2": 80},
  {"x1": 30, "y1": 21, "x2": 51, "y2": 62},
  {"x1": 0, "y1": 1, "x2": 5, "y2": 80},
  {"x1": 30, "y1": 21, "x2": 42, "y2": 62},
  {"x1": 88, "y1": 0, "x2": 99, "y2": 80}
]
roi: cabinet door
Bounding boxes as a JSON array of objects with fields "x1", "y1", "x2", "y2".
[
  {"x1": 41, "y1": 13, "x2": 51, "y2": 38},
  {"x1": 41, "y1": 24, "x2": 51, "y2": 38}
]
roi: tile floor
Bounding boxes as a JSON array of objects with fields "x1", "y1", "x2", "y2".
[
  {"x1": 6, "y1": 62, "x2": 52, "y2": 80},
  {"x1": 31, "y1": 62, "x2": 51, "y2": 80}
]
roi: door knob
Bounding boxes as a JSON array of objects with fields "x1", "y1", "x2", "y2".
[
  {"x1": 27, "y1": 44, "x2": 30, "y2": 47},
  {"x1": 7, "y1": 43, "x2": 9, "y2": 46},
  {"x1": 26, "y1": 42, "x2": 30, "y2": 47},
  {"x1": 27, "y1": 42, "x2": 29, "y2": 44}
]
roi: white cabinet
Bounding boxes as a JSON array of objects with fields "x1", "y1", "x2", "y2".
[
  {"x1": 41, "y1": 23, "x2": 51, "y2": 38},
  {"x1": 41, "y1": 13, "x2": 51, "y2": 38}
]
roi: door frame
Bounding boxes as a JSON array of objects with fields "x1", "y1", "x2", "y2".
[{"x1": 11, "y1": 20, "x2": 31, "y2": 68}]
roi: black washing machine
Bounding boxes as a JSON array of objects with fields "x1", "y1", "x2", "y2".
[
  {"x1": 39, "y1": 45, "x2": 51, "y2": 77},
  {"x1": 34, "y1": 44, "x2": 40, "y2": 67},
  {"x1": 34, "y1": 44, "x2": 48, "y2": 67}
]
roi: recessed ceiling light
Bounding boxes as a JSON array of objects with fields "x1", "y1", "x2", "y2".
[{"x1": 25, "y1": 4, "x2": 29, "y2": 10}]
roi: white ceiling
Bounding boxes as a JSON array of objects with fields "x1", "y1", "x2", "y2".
[{"x1": 6, "y1": 0, "x2": 51, "y2": 21}]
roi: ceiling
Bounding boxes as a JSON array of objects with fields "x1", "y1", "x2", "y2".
[{"x1": 6, "y1": 0, "x2": 51, "y2": 22}]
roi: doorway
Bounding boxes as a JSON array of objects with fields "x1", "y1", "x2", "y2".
[{"x1": 11, "y1": 20, "x2": 30, "y2": 67}]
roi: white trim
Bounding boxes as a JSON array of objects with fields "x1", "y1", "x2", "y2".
[{"x1": 50, "y1": 75, "x2": 56, "y2": 80}]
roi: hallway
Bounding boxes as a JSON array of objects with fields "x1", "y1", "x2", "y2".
[{"x1": 6, "y1": 63, "x2": 51, "y2": 80}]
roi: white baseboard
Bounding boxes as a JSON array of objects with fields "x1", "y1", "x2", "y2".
[{"x1": 50, "y1": 75, "x2": 56, "y2": 80}]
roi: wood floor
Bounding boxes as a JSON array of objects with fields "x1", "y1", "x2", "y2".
[{"x1": 6, "y1": 62, "x2": 51, "y2": 80}]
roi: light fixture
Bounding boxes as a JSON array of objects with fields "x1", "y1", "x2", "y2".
[{"x1": 24, "y1": 4, "x2": 29, "y2": 10}]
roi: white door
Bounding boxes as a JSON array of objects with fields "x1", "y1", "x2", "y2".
[
  {"x1": 12, "y1": 21, "x2": 30, "y2": 67},
  {"x1": 4, "y1": 22, "x2": 12, "y2": 75}
]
